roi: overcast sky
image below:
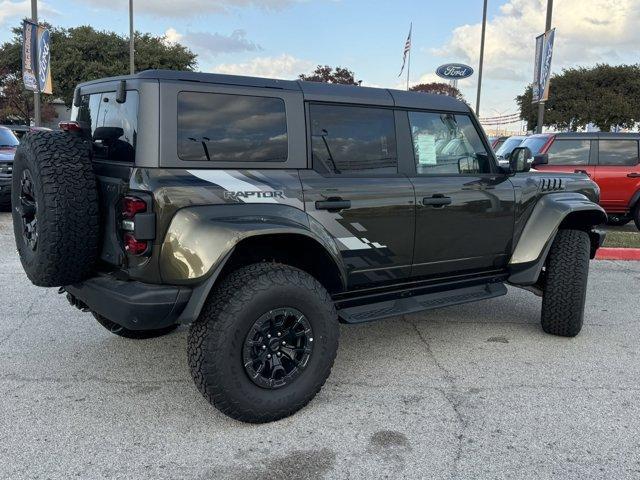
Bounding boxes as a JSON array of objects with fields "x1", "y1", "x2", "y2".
[{"x1": 1, "y1": 0, "x2": 639, "y2": 119}]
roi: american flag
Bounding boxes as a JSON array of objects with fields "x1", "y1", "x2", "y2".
[{"x1": 398, "y1": 23, "x2": 412, "y2": 77}]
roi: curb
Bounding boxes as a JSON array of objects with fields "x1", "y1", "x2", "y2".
[{"x1": 595, "y1": 248, "x2": 640, "y2": 261}]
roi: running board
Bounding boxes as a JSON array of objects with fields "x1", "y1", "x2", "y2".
[{"x1": 337, "y1": 283, "x2": 507, "y2": 324}]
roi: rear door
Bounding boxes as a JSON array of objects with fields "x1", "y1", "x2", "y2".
[
  {"x1": 404, "y1": 110, "x2": 515, "y2": 278},
  {"x1": 535, "y1": 137, "x2": 595, "y2": 178},
  {"x1": 300, "y1": 103, "x2": 415, "y2": 287},
  {"x1": 593, "y1": 137, "x2": 640, "y2": 212}
]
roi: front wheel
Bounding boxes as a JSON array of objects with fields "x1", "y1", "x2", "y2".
[
  {"x1": 541, "y1": 229, "x2": 590, "y2": 337},
  {"x1": 187, "y1": 263, "x2": 339, "y2": 423}
]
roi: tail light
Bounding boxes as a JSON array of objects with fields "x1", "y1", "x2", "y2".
[
  {"x1": 58, "y1": 121, "x2": 83, "y2": 132},
  {"x1": 120, "y1": 195, "x2": 155, "y2": 256}
]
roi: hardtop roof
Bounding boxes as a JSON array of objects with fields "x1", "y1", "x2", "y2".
[{"x1": 77, "y1": 69, "x2": 471, "y2": 113}]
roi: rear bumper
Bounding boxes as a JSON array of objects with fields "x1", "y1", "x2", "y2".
[{"x1": 65, "y1": 274, "x2": 192, "y2": 330}]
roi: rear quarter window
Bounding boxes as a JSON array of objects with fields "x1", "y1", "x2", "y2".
[
  {"x1": 72, "y1": 91, "x2": 138, "y2": 162},
  {"x1": 177, "y1": 92, "x2": 288, "y2": 163}
]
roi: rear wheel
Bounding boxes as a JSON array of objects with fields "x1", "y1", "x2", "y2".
[
  {"x1": 634, "y1": 204, "x2": 640, "y2": 231},
  {"x1": 188, "y1": 263, "x2": 339, "y2": 423},
  {"x1": 541, "y1": 229, "x2": 590, "y2": 337},
  {"x1": 92, "y1": 313, "x2": 178, "y2": 339}
]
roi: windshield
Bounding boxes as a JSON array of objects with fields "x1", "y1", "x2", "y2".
[
  {"x1": 0, "y1": 129, "x2": 19, "y2": 147},
  {"x1": 520, "y1": 136, "x2": 550, "y2": 155},
  {"x1": 495, "y1": 137, "x2": 524, "y2": 157}
]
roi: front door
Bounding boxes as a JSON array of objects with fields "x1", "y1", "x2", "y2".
[
  {"x1": 535, "y1": 137, "x2": 596, "y2": 178},
  {"x1": 404, "y1": 110, "x2": 515, "y2": 278},
  {"x1": 301, "y1": 103, "x2": 415, "y2": 287}
]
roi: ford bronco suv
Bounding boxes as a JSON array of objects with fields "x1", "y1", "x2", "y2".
[{"x1": 12, "y1": 70, "x2": 606, "y2": 423}]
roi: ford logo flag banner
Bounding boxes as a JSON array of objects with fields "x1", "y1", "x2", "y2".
[
  {"x1": 22, "y1": 20, "x2": 52, "y2": 95},
  {"x1": 532, "y1": 28, "x2": 555, "y2": 103}
]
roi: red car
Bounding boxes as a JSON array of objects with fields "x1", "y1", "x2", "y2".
[{"x1": 526, "y1": 132, "x2": 640, "y2": 228}]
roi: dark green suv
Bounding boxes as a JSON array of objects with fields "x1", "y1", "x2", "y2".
[{"x1": 12, "y1": 70, "x2": 605, "y2": 423}]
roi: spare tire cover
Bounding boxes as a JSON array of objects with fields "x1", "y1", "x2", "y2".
[{"x1": 11, "y1": 131, "x2": 99, "y2": 287}]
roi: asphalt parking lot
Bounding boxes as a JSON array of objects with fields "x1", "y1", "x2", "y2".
[{"x1": 1, "y1": 211, "x2": 639, "y2": 480}]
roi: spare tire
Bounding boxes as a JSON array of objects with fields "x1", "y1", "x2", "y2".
[{"x1": 11, "y1": 131, "x2": 99, "y2": 287}]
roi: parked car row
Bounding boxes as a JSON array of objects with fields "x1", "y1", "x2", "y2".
[
  {"x1": 490, "y1": 132, "x2": 640, "y2": 229},
  {"x1": 0, "y1": 126, "x2": 20, "y2": 208}
]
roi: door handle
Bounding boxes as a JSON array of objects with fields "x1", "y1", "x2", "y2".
[
  {"x1": 627, "y1": 172, "x2": 640, "y2": 178},
  {"x1": 315, "y1": 198, "x2": 351, "y2": 212},
  {"x1": 422, "y1": 195, "x2": 452, "y2": 207},
  {"x1": 574, "y1": 169, "x2": 590, "y2": 176}
]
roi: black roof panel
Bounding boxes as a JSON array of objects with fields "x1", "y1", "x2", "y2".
[
  {"x1": 389, "y1": 89, "x2": 470, "y2": 113},
  {"x1": 298, "y1": 80, "x2": 394, "y2": 106},
  {"x1": 78, "y1": 70, "x2": 474, "y2": 112}
]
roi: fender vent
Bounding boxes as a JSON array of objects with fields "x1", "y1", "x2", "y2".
[{"x1": 540, "y1": 177, "x2": 565, "y2": 192}]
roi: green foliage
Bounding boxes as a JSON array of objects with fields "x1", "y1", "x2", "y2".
[
  {"x1": 517, "y1": 64, "x2": 640, "y2": 132},
  {"x1": 0, "y1": 22, "x2": 197, "y2": 121},
  {"x1": 299, "y1": 65, "x2": 362, "y2": 85}
]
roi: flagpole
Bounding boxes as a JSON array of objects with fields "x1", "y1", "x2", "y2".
[
  {"x1": 406, "y1": 44, "x2": 411, "y2": 91},
  {"x1": 31, "y1": 0, "x2": 41, "y2": 127}
]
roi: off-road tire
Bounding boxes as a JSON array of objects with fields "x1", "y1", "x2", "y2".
[
  {"x1": 92, "y1": 313, "x2": 179, "y2": 339},
  {"x1": 11, "y1": 131, "x2": 99, "y2": 287},
  {"x1": 541, "y1": 229, "x2": 590, "y2": 337},
  {"x1": 188, "y1": 263, "x2": 339, "y2": 423},
  {"x1": 633, "y1": 204, "x2": 640, "y2": 231}
]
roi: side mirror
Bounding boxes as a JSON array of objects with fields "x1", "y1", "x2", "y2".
[
  {"x1": 531, "y1": 153, "x2": 548, "y2": 167},
  {"x1": 509, "y1": 147, "x2": 532, "y2": 173},
  {"x1": 458, "y1": 156, "x2": 480, "y2": 174}
]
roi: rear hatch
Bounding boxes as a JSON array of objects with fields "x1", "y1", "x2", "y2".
[{"x1": 71, "y1": 89, "x2": 140, "y2": 267}]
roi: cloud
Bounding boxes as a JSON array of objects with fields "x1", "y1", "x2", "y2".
[
  {"x1": 166, "y1": 28, "x2": 260, "y2": 59},
  {"x1": 211, "y1": 54, "x2": 314, "y2": 79},
  {"x1": 0, "y1": 0, "x2": 57, "y2": 26},
  {"x1": 84, "y1": 0, "x2": 302, "y2": 17},
  {"x1": 432, "y1": 0, "x2": 640, "y2": 82},
  {"x1": 423, "y1": 0, "x2": 640, "y2": 114}
]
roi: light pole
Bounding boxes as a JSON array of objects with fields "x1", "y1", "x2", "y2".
[
  {"x1": 31, "y1": 0, "x2": 41, "y2": 126},
  {"x1": 536, "y1": 0, "x2": 553, "y2": 133},
  {"x1": 475, "y1": 0, "x2": 488, "y2": 117},
  {"x1": 129, "y1": 0, "x2": 135, "y2": 75}
]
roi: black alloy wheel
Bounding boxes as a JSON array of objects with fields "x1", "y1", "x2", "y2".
[
  {"x1": 18, "y1": 169, "x2": 38, "y2": 251},
  {"x1": 243, "y1": 307, "x2": 314, "y2": 389}
]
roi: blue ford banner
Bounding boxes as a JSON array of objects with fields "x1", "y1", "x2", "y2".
[
  {"x1": 435, "y1": 63, "x2": 474, "y2": 80},
  {"x1": 532, "y1": 28, "x2": 555, "y2": 103},
  {"x1": 22, "y1": 20, "x2": 52, "y2": 94}
]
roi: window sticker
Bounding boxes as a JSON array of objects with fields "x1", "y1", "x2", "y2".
[{"x1": 415, "y1": 133, "x2": 437, "y2": 165}]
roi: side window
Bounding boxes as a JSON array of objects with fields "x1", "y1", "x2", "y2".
[
  {"x1": 310, "y1": 104, "x2": 397, "y2": 175},
  {"x1": 73, "y1": 91, "x2": 138, "y2": 163},
  {"x1": 598, "y1": 140, "x2": 639, "y2": 166},
  {"x1": 177, "y1": 92, "x2": 287, "y2": 162},
  {"x1": 546, "y1": 139, "x2": 590, "y2": 165},
  {"x1": 408, "y1": 111, "x2": 491, "y2": 175}
]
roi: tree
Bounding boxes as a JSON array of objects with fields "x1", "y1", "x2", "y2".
[
  {"x1": 410, "y1": 82, "x2": 464, "y2": 100},
  {"x1": 0, "y1": 22, "x2": 197, "y2": 122},
  {"x1": 517, "y1": 64, "x2": 640, "y2": 132},
  {"x1": 299, "y1": 65, "x2": 361, "y2": 85}
]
